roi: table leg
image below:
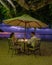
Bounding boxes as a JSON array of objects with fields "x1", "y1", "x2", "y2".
[{"x1": 24, "y1": 43, "x2": 25, "y2": 53}]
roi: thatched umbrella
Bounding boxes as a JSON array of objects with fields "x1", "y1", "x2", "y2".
[{"x1": 3, "y1": 14, "x2": 48, "y2": 28}]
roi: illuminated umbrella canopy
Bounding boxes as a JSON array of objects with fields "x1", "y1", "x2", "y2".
[{"x1": 3, "y1": 14, "x2": 48, "y2": 28}]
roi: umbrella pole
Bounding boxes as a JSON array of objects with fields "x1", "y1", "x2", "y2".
[
  {"x1": 34, "y1": 28, "x2": 36, "y2": 34},
  {"x1": 24, "y1": 22, "x2": 27, "y2": 53}
]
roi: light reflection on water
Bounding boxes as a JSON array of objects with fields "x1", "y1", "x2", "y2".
[{"x1": 0, "y1": 32, "x2": 52, "y2": 40}]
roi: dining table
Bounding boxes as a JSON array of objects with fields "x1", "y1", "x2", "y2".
[
  {"x1": 17, "y1": 38, "x2": 41, "y2": 53},
  {"x1": 17, "y1": 39, "x2": 29, "y2": 53}
]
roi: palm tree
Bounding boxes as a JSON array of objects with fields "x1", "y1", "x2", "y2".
[
  {"x1": 17, "y1": 0, "x2": 52, "y2": 11},
  {"x1": 0, "y1": 0, "x2": 52, "y2": 14},
  {"x1": 0, "y1": 0, "x2": 9, "y2": 10},
  {"x1": 7, "y1": 0, "x2": 16, "y2": 14},
  {"x1": 0, "y1": 0, "x2": 12, "y2": 18}
]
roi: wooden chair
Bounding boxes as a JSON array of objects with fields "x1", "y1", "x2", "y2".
[
  {"x1": 27, "y1": 40, "x2": 41, "y2": 55},
  {"x1": 8, "y1": 38, "x2": 22, "y2": 56},
  {"x1": 34, "y1": 40, "x2": 41, "y2": 55},
  {"x1": 8, "y1": 38, "x2": 13, "y2": 51}
]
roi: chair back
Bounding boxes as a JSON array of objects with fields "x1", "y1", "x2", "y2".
[
  {"x1": 8, "y1": 38, "x2": 13, "y2": 49},
  {"x1": 35, "y1": 40, "x2": 41, "y2": 48}
]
